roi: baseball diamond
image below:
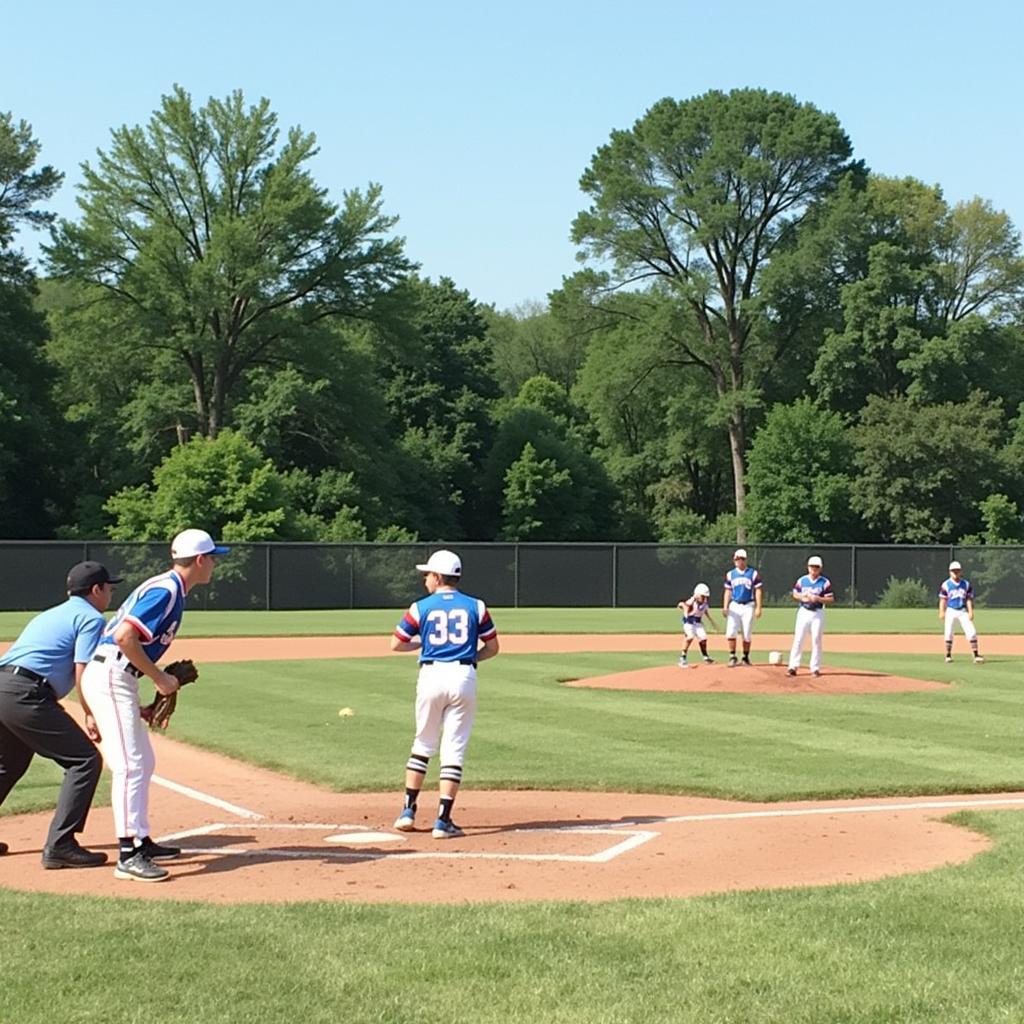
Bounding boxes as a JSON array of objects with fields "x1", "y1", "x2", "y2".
[{"x1": 0, "y1": 631, "x2": 1021, "y2": 905}]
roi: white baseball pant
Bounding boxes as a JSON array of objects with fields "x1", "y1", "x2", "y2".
[
  {"x1": 789, "y1": 607, "x2": 825, "y2": 673},
  {"x1": 411, "y1": 662, "x2": 477, "y2": 766},
  {"x1": 80, "y1": 659, "x2": 155, "y2": 840},
  {"x1": 725, "y1": 601, "x2": 755, "y2": 642},
  {"x1": 944, "y1": 608, "x2": 977, "y2": 642},
  {"x1": 682, "y1": 622, "x2": 708, "y2": 641}
]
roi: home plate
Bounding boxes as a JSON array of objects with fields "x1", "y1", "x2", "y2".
[{"x1": 324, "y1": 831, "x2": 405, "y2": 844}]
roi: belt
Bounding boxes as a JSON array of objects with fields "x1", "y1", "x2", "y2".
[
  {"x1": 92, "y1": 653, "x2": 144, "y2": 678},
  {"x1": 801, "y1": 604, "x2": 824, "y2": 612},
  {"x1": 0, "y1": 664, "x2": 48, "y2": 685},
  {"x1": 731, "y1": 600, "x2": 752, "y2": 605},
  {"x1": 421, "y1": 658, "x2": 477, "y2": 667}
]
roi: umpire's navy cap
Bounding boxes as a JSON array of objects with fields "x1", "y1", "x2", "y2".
[{"x1": 67, "y1": 561, "x2": 124, "y2": 591}]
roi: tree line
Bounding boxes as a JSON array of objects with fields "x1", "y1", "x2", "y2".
[{"x1": 2, "y1": 87, "x2": 1023, "y2": 546}]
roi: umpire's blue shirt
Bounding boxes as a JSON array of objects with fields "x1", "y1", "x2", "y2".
[{"x1": 0, "y1": 597, "x2": 106, "y2": 698}]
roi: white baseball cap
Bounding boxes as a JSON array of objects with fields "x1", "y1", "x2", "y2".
[
  {"x1": 733, "y1": 549, "x2": 748, "y2": 560},
  {"x1": 694, "y1": 583, "x2": 711, "y2": 597},
  {"x1": 949, "y1": 560, "x2": 962, "y2": 571},
  {"x1": 807, "y1": 556, "x2": 823, "y2": 567},
  {"x1": 415, "y1": 549, "x2": 462, "y2": 576},
  {"x1": 171, "y1": 528, "x2": 230, "y2": 559}
]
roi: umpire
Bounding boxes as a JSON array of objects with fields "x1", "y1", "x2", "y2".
[{"x1": 0, "y1": 560, "x2": 122, "y2": 868}]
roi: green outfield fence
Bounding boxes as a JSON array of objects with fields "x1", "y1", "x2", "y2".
[{"x1": 1, "y1": 541, "x2": 1021, "y2": 612}]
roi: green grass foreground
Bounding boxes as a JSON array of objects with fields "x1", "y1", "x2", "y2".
[
  {"x1": 2, "y1": 810, "x2": 1023, "y2": 1023},
  {"x1": 3, "y1": 605, "x2": 1023, "y2": 639}
]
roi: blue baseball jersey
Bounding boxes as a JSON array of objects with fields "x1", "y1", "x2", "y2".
[
  {"x1": 395, "y1": 589, "x2": 497, "y2": 663},
  {"x1": 939, "y1": 577, "x2": 973, "y2": 610},
  {"x1": 793, "y1": 574, "x2": 832, "y2": 611},
  {"x1": 0, "y1": 597, "x2": 106, "y2": 698},
  {"x1": 680, "y1": 596, "x2": 710, "y2": 625},
  {"x1": 725, "y1": 567, "x2": 762, "y2": 604},
  {"x1": 95, "y1": 570, "x2": 187, "y2": 664}
]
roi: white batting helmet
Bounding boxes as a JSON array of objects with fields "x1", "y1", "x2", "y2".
[{"x1": 694, "y1": 583, "x2": 711, "y2": 597}]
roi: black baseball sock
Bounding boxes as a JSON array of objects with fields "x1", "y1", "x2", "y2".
[
  {"x1": 118, "y1": 837, "x2": 135, "y2": 862},
  {"x1": 404, "y1": 788, "x2": 419, "y2": 811},
  {"x1": 438, "y1": 797, "x2": 455, "y2": 822}
]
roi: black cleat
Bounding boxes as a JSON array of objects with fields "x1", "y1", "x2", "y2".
[{"x1": 136, "y1": 837, "x2": 182, "y2": 861}]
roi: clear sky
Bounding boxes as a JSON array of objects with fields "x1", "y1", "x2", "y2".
[{"x1": 4, "y1": 0, "x2": 1022, "y2": 311}]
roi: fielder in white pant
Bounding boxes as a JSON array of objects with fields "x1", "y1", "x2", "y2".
[
  {"x1": 82, "y1": 528, "x2": 228, "y2": 882},
  {"x1": 787, "y1": 556, "x2": 834, "y2": 677},
  {"x1": 938, "y1": 561, "x2": 983, "y2": 663}
]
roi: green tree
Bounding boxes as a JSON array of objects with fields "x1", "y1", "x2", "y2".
[
  {"x1": 0, "y1": 113, "x2": 65, "y2": 536},
  {"x1": 745, "y1": 399, "x2": 860, "y2": 543},
  {"x1": 484, "y1": 384, "x2": 618, "y2": 541},
  {"x1": 499, "y1": 442, "x2": 574, "y2": 540},
  {"x1": 105, "y1": 430, "x2": 291, "y2": 541},
  {"x1": 852, "y1": 392, "x2": 1006, "y2": 542},
  {"x1": 46, "y1": 86, "x2": 410, "y2": 439},
  {"x1": 571, "y1": 88, "x2": 855, "y2": 538},
  {"x1": 811, "y1": 178, "x2": 1024, "y2": 411},
  {"x1": 569, "y1": 291, "x2": 730, "y2": 537},
  {"x1": 487, "y1": 300, "x2": 590, "y2": 396},
  {"x1": 372, "y1": 275, "x2": 500, "y2": 538}
]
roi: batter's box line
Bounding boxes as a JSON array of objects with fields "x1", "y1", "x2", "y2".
[{"x1": 158, "y1": 822, "x2": 659, "y2": 864}]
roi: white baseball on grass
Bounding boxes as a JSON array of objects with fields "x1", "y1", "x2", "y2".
[{"x1": 338, "y1": 707, "x2": 355, "y2": 717}]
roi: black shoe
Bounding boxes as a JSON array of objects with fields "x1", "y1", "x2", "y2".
[
  {"x1": 787, "y1": 668, "x2": 797, "y2": 677},
  {"x1": 728, "y1": 656, "x2": 738, "y2": 667},
  {"x1": 741, "y1": 657, "x2": 752, "y2": 666},
  {"x1": 0, "y1": 840, "x2": 8, "y2": 856},
  {"x1": 41, "y1": 842, "x2": 108, "y2": 869},
  {"x1": 136, "y1": 837, "x2": 181, "y2": 861}
]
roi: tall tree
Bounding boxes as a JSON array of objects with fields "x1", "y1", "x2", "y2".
[
  {"x1": 0, "y1": 113, "x2": 65, "y2": 536},
  {"x1": 811, "y1": 178, "x2": 1024, "y2": 412},
  {"x1": 372, "y1": 275, "x2": 500, "y2": 539},
  {"x1": 46, "y1": 86, "x2": 411, "y2": 439},
  {"x1": 745, "y1": 399, "x2": 860, "y2": 543},
  {"x1": 852, "y1": 392, "x2": 1006, "y2": 543},
  {"x1": 571, "y1": 88, "x2": 856, "y2": 538}
]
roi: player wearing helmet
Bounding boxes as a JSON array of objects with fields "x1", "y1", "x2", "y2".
[{"x1": 676, "y1": 583, "x2": 720, "y2": 668}]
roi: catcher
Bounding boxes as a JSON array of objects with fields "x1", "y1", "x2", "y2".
[{"x1": 81, "y1": 529, "x2": 228, "y2": 883}]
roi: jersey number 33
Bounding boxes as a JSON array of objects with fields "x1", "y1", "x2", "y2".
[{"x1": 424, "y1": 608, "x2": 470, "y2": 645}]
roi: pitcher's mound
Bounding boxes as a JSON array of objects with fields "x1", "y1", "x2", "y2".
[{"x1": 564, "y1": 663, "x2": 948, "y2": 695}]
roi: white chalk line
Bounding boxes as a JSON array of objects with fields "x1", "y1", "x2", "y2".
[
  {"x1": 160, "y1": 822, "x2": 659, "y2": 863},
  {"x1": 150, "y1": 770, "x2": 1024, "y2": 865},
  {"x1": 151, "y1": 774, "x2": 265, "y2": 820},
  {"x1": 652, "y1": 795, "x2": 1024, "y2": 826}
]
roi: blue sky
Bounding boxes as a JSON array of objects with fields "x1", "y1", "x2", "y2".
[{"x1": 4, "y1": 0, "x2": 1022, "y2": 311}]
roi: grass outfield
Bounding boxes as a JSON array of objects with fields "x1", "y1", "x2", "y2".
[
  {"x1": 3, "y1": 606, "x2": 1023, "y2": 639},
  {"x1": 4, "y1": 646, "x2": 1024, "y2": 1022}
]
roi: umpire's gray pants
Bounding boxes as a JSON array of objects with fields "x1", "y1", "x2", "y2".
[{"x1": 0, "y1": 669, "x2": 102, "y2": 851}]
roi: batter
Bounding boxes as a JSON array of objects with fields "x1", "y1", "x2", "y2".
[{"x1": 390, "y1": 549, "x2": 499, "y2": 839}]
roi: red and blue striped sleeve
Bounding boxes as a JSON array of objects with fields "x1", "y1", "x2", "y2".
[
  {"x1": 477, "y1": 600, "x2": 497, "y2": 641},
  {"x1": 394, "y1": 602, "x2": 421, "y2": 642}
]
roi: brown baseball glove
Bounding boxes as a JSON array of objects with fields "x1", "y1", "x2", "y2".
[{"x1": 142, "y1": 659, "x2": 200, "y2": 730}]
